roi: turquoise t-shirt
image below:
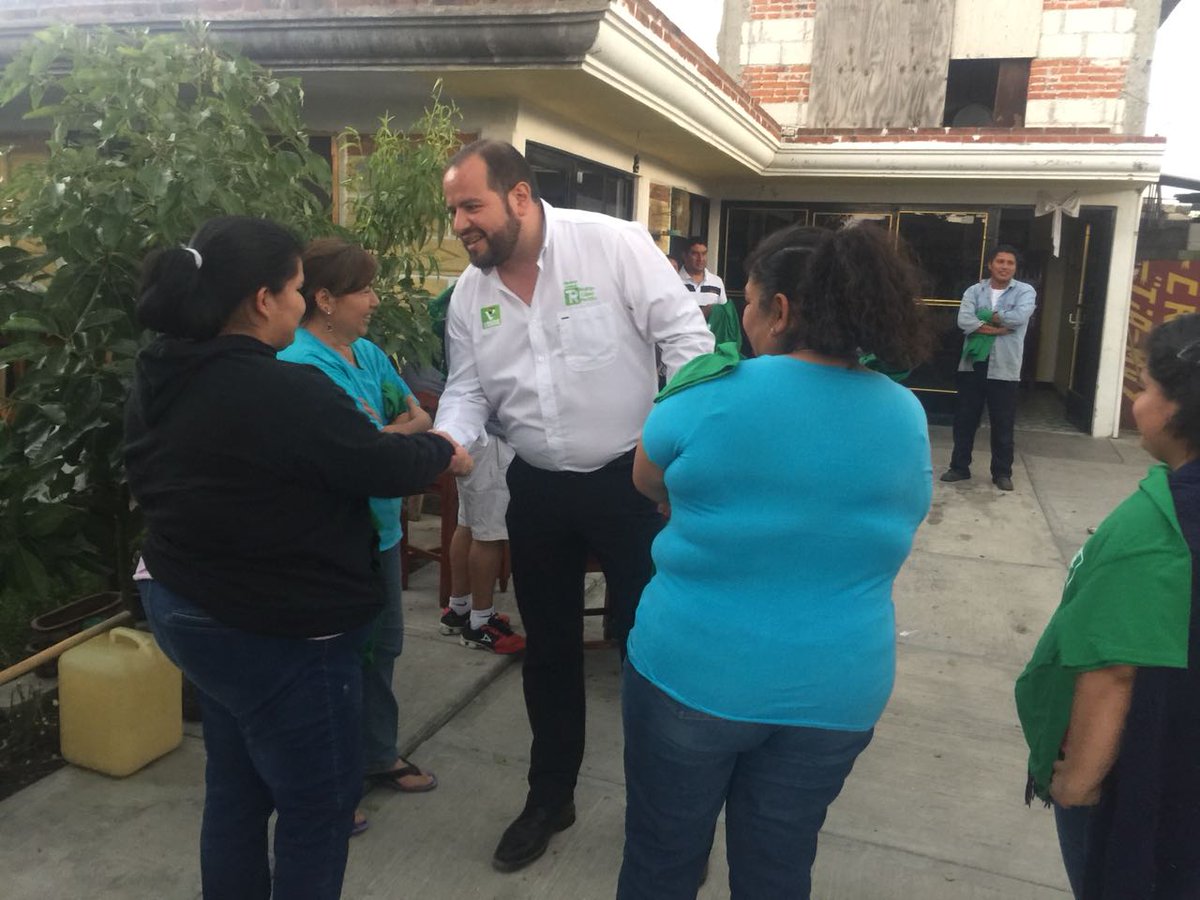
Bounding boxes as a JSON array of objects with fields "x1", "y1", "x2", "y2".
[
  {"x1": 277, "y1": 329, "x2": 412, "y2": 551},
  {"x1": 627, "y1": 355, "x2": 932, "y2": 730}
]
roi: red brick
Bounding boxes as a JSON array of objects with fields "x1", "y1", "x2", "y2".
[{"x1": 748, "y1": 0, "x2": 816, "y2": 19}]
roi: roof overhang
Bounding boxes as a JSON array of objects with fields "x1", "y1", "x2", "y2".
[
  {"x1": 0, "y1": 2, "x2": 1168, "y2": 187},
  {"x1": 769, "y1": 141, "x2": 1164, "y2": 184},
  {"x1": 0, "y1": 2, "x2": 778, "y2": 178},
  {"x1": 582, "y1": 5, "x2": 778, "y2": 175}
]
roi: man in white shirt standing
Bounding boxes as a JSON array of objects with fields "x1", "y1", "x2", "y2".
[
  {"x1": 678, "y1": 236, "x2": 727, "y2": 320},
  {"x1": 436, "y1": 140, "x2": 714, "y2": 873}
]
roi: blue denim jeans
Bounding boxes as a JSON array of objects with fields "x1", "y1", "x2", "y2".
[
  {"x1": 1053, "y1": 802, "x2": 1093, "y2": 899},
  {"x1": 141, "y1": 580, "x2": 367, "y2": 900},
  {"x1": 362, "y1": 544, "x2": 404, "y2": 774},
  {"x1": 618, "y1": 665, "x2": 873, "y2": 900}
]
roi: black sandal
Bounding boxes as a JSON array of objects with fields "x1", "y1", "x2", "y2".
[{"x1": 367, "y1": 760, "x2": 438, "y2": 793}]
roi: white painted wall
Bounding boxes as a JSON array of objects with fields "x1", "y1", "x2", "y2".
[
  {"x1": 1094, "y1": 187, "x2": 1144, "y2": 437},
  {"x1": 511, "y1": 101, "x2": 717, "y2": 228},
  {"x1": 1026, "y1": 97, "x2": 1127, "y2": 130}
]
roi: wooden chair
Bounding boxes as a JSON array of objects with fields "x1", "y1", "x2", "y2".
[
  {"x1": 400, "y1": 470, "x2": 511, "y2": 608},
  {"x1": 399, "y1": 471, "x2": 458, "y2": 604}
]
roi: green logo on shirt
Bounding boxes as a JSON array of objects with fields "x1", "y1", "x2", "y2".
[
  {"x1": 563, "y1": 281, "x2": 596, "y2": 306},
  {"x1": 481, "y1": 305, "x2": 501, "y2": 329}
]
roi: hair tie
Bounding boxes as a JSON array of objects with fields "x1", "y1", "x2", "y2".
[{"x1": 182, "y1": 246, "x2": 203, "y2": 269}]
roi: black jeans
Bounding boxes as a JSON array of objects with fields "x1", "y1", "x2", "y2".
[
  {"x1": 950, "y1": 361, "x2": 1019, "y2": 478},
  {"x1": 505, "y1": 450, "x2": 663, "y2": 808}
]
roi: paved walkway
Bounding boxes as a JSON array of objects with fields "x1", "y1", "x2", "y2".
[{"x1": 0, "y1": 425, "x2": 1154, "y2": 899}]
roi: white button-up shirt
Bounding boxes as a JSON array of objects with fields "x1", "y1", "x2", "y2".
[
  {"x1": 679, "y1": 266, "x2": 728, "y2": 306},
  {"x1": 435, "y1": 202, "x2": 715, "y2": 472}
]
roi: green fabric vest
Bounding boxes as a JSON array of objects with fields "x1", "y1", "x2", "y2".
[{"x1": 1015, "y1": 464, "x2": 1192, "y2": 801}]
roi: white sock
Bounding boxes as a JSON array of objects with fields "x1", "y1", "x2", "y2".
[
  {"x1": 449, "y1": 594, "x2": 471, "y2": 615},
  {"x1": 470, "y1": 606, "x2": 495, "y2": 630}
]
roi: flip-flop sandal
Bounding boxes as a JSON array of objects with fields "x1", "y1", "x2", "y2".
[
  {"x1": 368, "y1": 761, "x2": 438, "y2": 793},
  {"x1": 351, "y1": 813, "x2": 369, "y2": 837}
]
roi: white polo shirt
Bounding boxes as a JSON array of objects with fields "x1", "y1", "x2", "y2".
[
  {"x1": 435, "y1": 202, "x2": 714, "y2": 472},
  {"x1": 679, "y1": 266, "x2": 728, "y2": 306}
]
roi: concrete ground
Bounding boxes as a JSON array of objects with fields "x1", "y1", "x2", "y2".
[{"x1": 0, "y1": 425, "x2": 1155, "y2": 899}]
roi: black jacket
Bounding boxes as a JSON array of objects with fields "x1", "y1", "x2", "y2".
[{"x1": 125, "y1": 334, "x2": 453, "y2": 638}]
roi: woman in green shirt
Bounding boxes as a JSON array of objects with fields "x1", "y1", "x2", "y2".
[{"x1": 1016, "y1": 314, "x2": 1200, "y2": 898}]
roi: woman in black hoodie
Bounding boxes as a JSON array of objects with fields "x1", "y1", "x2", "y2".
[{"x1": 125, "y1": 216, "x2": 463, "y2": 900}]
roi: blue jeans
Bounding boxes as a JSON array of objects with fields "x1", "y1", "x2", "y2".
[
  {"x1": 362, "y1": 544, "x2": 404, "y2": 774},
  {"x1": 141, "y1": 580, "x2": 367, "y2": 900},
  {"x1": 1054, "y1": 802, "x2": 1093, "y2": 899},
  {"x1": 618, "y1": 665, "x2": 873, "y2": 900}
]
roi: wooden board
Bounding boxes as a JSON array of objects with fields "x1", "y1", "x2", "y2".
[
  {"x1": 809, "y1": 0, "x2": 955, "y2": 129},
  {"x1": 950, "y1": 0, "x2": 1042, "y2": 60}
]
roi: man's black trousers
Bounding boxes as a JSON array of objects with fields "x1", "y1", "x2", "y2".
[
  {"x1": 505, "y1": 449, "x2": 662, "y2": 808},
  {"x1": 949, "y1": 360, "x2": 1019, "y2": 479}
]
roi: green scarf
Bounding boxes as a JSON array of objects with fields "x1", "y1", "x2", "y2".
[
  {"x1": 962, "y1": 307, "x2": 997, "y2": 363},
  {"x1": 656, "y1": 343, "x2": 912, "y2": 403},
  {"x1": 707, "y1": 300, "x2": 743, "y2": 348},
  {"x1": 656, "y1": 342, "x2": 742, "y2": 402},
  {"x1": 858, "y1": 353, "x2": 911, "y2": 383},
  {"x1": 1014, "y1": 464, "x2": 1192, "y2": 801}
]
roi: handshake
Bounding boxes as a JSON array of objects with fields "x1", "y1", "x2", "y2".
[{"x1": 430, "y1": 430, "x2": 475, "y2": 477}]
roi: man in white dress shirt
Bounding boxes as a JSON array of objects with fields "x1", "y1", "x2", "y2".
[
  {"x1": 678, "y1": 236, "x2": 727, "y2": 320},
  {"x1": 436, "y1": 140, "x2": 714, "y2": 873}
]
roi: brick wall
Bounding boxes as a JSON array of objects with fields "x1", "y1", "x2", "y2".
[
  {"x1": 1026, "y1": 0, "x2": 1139, "y2": 129},
  {"x1": 736, "y1": 0, "x2": 817, "y2": 127},
  {"x1": 740, "y1": 64, "x2": 811, "y2": 104},
  {"x1": 747, "y1": 0, "x2": 816, "y2": 17},
  {"x1": 730, "y1": 0, "x2": 1146, "y2": 133},
  {"x1": 1028, "y1": 57, "x2": 1127, "y2": 100}
]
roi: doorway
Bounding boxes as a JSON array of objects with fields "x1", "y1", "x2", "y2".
[
  {"x1": 995, "y1": 206, "x2": 1115, "y2": 435},
  {"x1": 1056, "y1": 210, "x2": 1115, "y2": 432}
]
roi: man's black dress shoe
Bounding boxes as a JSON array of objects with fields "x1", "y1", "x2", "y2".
[
  {"x1": 993, "y1": 476, "x2": 1014, "y2": 491},
  {"x1": 492, "y1": 801, "x2": 576, "y2": 872},
  {"x1": 940, "y1": 469, "x2": 970, "y2": 483}
]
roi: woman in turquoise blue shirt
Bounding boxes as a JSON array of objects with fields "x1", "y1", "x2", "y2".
[
  {"x1": 278, "y1": 238, "x2": 436, "y2": 823},
  {"x1": 619, "y1": 224, "x2": 934, "y2": 900}
]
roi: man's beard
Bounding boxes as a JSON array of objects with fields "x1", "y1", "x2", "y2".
[{"x1": 464, "y1": 206, "x2": 521, "y2": 269}]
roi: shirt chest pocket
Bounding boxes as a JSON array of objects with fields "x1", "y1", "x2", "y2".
[{"x1": 556, "y1": 303, "x2": 619, "y2": 372}]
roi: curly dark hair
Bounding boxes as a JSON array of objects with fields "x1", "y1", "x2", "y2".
[
  {"x1": 1145, "y1": 313, "x2": 1200, "y2": 452},
  {"x1": 744, "y1": 223, "x2": 933, "y2": 370}
]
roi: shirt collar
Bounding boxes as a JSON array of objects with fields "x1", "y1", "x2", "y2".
[{"x1": 536, "y1": 200, "x2": 555, "y2": 267}]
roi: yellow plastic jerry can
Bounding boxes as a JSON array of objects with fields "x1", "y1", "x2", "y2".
[{"x1": 58, "y1": 627, "x2": 183, "y2": 777}]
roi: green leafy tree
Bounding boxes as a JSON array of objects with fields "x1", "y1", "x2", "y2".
[
  {"x1": 340, "y1": 83, "x2": 461, "y2": 366},
  {"x1": 0, "y1": 23, "x2": 333, "y2": 604}
]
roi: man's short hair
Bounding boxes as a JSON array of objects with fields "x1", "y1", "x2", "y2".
[
  {"x1": 987, "y1": 243, "x2": 1021, "y2": 266},
  {"x1": 447, "y1": 139, "x2": 542, "y2": 203},
  {"x1": 685, "y1": 236, "x2": 707, "y2": 252}
]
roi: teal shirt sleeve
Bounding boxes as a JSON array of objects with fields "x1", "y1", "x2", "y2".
[
  {"x1": 642, "y1": 395, "x2": 683, "y2": 470},
  {"x1": 354, "y1": 340, "x2": 411, "y2": 419}
]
